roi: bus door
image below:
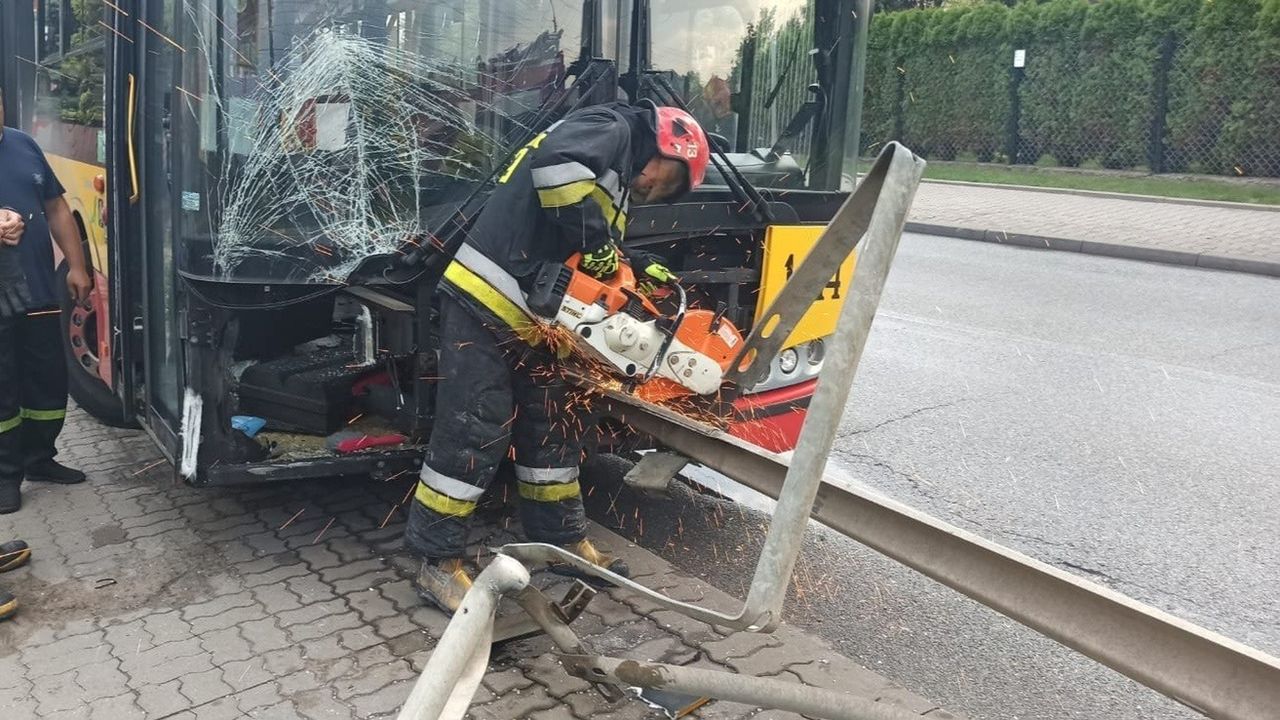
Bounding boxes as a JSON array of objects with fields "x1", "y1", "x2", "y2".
[{"x1": 128, "y1": 0, "x2": 185, "y2": 456}]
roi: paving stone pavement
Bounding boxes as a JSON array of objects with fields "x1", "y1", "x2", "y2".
[
  {"x1": 0, "y1": 407, "x2": 958, "y2": 719},
  {"x1": 909, "y1": 181, "x2": 1280, "y2": 268}
]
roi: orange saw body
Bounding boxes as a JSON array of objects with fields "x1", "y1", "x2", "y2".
[{"x1": 526, "y1": 253, "x2": 744, "y2": 400}]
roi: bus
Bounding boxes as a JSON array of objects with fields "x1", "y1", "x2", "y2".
[{"x1": 1, "y1": 0, "x2": 867, "y2": 485}]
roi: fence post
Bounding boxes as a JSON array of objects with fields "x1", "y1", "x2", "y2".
[
  {"x1": 1006, "y1": 51, "x2": 1025, "y2": 165},
  {"x1": 1147, "y1": 31, "x2": 1175, "y2": 174},
  {"x1": 893, "y1": 58, "x2": 905, "y2": 143}
]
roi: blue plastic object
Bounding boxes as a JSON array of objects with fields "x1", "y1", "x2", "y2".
[{"x1": 231, "y1": 415, "x2": 267, "y2": 438}]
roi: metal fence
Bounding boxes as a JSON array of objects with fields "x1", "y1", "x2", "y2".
[{"x1": 862, "y1": 2, "x2": 1280, "y2": 178}]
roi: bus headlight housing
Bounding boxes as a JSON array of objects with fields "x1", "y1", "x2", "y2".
[
  {"x1": 807, "y1": 338, "x2": 825, "y2": 365},
  {"x1": 778, "y1": 348, "x2": 799, "y2": 374}
]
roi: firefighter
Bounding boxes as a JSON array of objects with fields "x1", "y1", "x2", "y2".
[
  {"x1": 0, "y1": 91, "x2": 93, "y2": 514},
  {"x1": 406, "y1": 101, "x2": 711, "y2": 612}
]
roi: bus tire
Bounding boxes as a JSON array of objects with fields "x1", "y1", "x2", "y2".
[{"x1": 57, "y1": 264, "x2": 138, "y2": 429}]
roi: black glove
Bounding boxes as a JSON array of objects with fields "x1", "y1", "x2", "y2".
[
  {"x1": 580, "y1": 243, "x2": 620, "y2": 279},
  {"x1": 627, "y1": 248, "x2": 677, "y2": 295},
  {"x1": 0, "y1": 245, "x2": 33, "y2": 319}
]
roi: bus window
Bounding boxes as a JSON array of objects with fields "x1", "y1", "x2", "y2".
[
  {"x1": 650, "y1": 0, "x2": 821, "y2": 185},
  {"x1": 31, "y1": 0, "x2": 106, "y2": 166},
  {"x1": 177, "y1": 0, "x2": 599, "y2": 284},
  {"x1": 37, "y1": 0, "x2": 65, "y2": 59}
]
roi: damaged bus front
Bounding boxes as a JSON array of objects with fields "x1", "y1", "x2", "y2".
[{"x1": 44, "y1": 0, "x2": 868, "y2": 484}]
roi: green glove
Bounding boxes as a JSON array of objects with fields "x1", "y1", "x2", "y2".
[
  {"x1": 623, "y1": 248, "x2": 677, "y2": 296},
  {"x1": 580, "y1": 244, "x2": 620, "y2": 279},
  {"x1": 642, "y1": 262, "x2": 676, "y2": 284}
]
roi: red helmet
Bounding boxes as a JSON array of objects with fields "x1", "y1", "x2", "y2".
[{"x1": 654, "y1": 106, "x2": 710, "y2": 192}]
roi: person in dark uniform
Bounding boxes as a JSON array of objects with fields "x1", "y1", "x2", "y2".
[
  {"x1": 404, "y1": 101, "x2": 710, "y2": 612},
  {"x1": 0, "y1": 91, "x2": 93, "y2": 515}
]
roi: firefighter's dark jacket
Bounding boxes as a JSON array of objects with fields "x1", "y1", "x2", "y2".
[{"x1": 443, "y1": 103, "x2": 658, "y2": 326}]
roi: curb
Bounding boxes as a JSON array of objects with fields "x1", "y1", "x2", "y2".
[
  {"x1": 904, "y1": 222, "x2": 1280, "y2": 278},
  {"x1": 919, "y1": 178, "x2": 1280, "y2": 213}
]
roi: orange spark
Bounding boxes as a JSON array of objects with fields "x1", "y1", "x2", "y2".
[
  {"x1": 312, "y1": 517, "x2": 336, "y2": 544},
  {"x1": 137, "y1": 18, "x2": 185, "y2": 52},
  {"x1": 279, "y1": 508, "x2": 305, "y2": 530}
]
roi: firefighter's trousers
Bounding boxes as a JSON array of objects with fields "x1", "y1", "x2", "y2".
[
  {"x1": 0, "y1": 309, "x2": 68, "y2": 485},
  {"x1": 405, "y1": 296, "x2": 593, "y2": 560}
]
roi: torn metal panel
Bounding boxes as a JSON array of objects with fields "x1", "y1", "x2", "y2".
[
  {"x1": 623, "y1": 451, "x2": 691, "y2": 495},
  {"x1": 178, "y1": 388, "x2": 203, "y2": 478}
]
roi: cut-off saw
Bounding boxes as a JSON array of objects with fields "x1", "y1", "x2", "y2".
[{"x1": 527, "y1": 253, "x2": 743, "y2": 402}]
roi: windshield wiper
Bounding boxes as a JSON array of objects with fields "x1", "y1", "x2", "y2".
[{"x1": 762, "y1": 34, "x2": 803, "y2": 110}]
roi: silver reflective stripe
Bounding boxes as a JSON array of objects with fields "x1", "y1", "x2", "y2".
[
  {"x1": 514, "y1": 465, "x2": 579, "y2": 485},
  {"x1": 420, "y1": 465, "x2": 486, "y2": 501},
  {"x1": 532, "y1": 161, "x2": 594, "y2": 189},
  {"x1": 453, "y1": 244, "x2": 534, "y2": 315},
  {"x1": 598, "y1": 168, "x2": 625, "y2": 205}
]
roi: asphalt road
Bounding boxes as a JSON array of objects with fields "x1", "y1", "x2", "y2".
[{"x1": 584, "y1": 233, "x2": 1280, "y2": 720}]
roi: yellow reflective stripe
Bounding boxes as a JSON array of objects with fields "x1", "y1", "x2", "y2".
[
  {"x1": 517, "y1": 480, "x2": 582, "y2": 503},
  {"x1": 415, "y1": 481, "x2": 478, "y2": 517},
  {"x1": 21, "y1": 408, "x2": 66, "y2": 421},
  {"x1": 498, "y1": 132, "x2": 549, "y2": 184},
  {"x1": 590, "y1": 186, "x2": 627, "y2": 234},
  {"x1": 443, "y1": 262, "x2": 543, "y2": 346},
  {"x1": 0, "y1": 415, "x2": 21, "y2": 434},
  {"x1": 537, "y1": 180, "x2": 595, "y2": 208}
]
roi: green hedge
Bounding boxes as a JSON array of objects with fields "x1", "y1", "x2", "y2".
[{"x1": 864, "y1": 0, "x2": 1280, "y2": 176}]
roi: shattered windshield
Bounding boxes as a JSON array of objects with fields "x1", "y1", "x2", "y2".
[
  {"x1": 176, "y1": 0, "x2": 830, "y2": 285},
  {"x1": 648, "y1": 0, "x2": 828, "y2": 179},
  {"x1": 180, "y1": 0, "x2": 595, "y2": 284}
]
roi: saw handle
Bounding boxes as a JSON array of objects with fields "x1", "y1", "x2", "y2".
[{"x1": 641, "y1": 281, "x2": 687, "y2": 384}]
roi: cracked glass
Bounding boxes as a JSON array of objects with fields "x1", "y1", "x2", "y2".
[{"x1": 177, "y1": 0, "x2": 594, "y2": 284}]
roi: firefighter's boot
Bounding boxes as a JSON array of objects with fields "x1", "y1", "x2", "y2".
[
  {"x1": 549, "y1": 538, "x2": 631, "y2": 584},
  {"x1": 26, "y1": 460, "x2": 85, "y2": 485},
  {"x1": 414, "y1": 558, "x2": 474, "y2": 615},
  {"x1": 0, "y1": 587, "x2": 16, "y2": 622},
  {"x1": 0, "y1": 540, "x2": 31, "y2": 573},
  {"x1": 0, "y1": 539, "x2": 26, "y2": 624},
  {"x1": 0, "y1": 481, "x2": 18, "y2": 514}
]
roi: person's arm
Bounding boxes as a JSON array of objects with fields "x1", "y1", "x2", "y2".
[
  {"x1": 44, "y1": 196, "x2": 92, "y2": 304},
  {"x1": 527, "y1": 108, "x2": 631, "y2": 254}
]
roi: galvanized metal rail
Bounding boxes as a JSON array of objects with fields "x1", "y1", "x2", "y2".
[
  {"x1": 396, "y1": 555, "x2": 529, "y2": 720},
  {"x1": 559, "y1": 654, "x2": 923, "y2": 720},
  {"x1": 603, "y1": 391, "x2": 1280, "y2": 720}
]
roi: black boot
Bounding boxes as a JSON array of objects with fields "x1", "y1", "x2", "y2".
[
  {"x1": 0, "y1": 540, "x2": 30, "y2": 573},
  {"x1": 0, "y1": 587, "x2": 17, "y2": 622},
  {"x1": 0, "y1": 481, "x2": 18, "y2": 514},
  {"x1": 26, "y1": 460, "x2": 85, "y2": 485}
]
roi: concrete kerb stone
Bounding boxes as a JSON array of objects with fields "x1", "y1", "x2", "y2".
[
  {"x1": 1196, "y1": 253, "x2": 1280, "y2": 276},
  {"x1": 1078, "y1": 239, "x2": 1201, "y2": 267},
  {"x1": 904, "y1": 221, "x2": 1280, "y2": 278}
]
